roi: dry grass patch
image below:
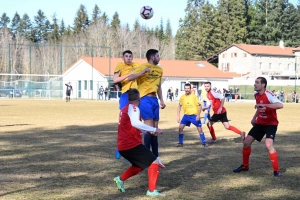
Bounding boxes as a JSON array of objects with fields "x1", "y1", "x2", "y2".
[{"x1": 0, "y1": 100, "x2": 299, "y2": 200}]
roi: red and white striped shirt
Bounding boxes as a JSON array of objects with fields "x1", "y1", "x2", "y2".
[
  {"x1": 254, "y1": 90, "x2": 282, "y2": 125},
  {"x1": 117, "y1": 103, "x2": 156, "y2": 151},
  {"x1": 206, "y1": 89, "x2": 226, "y2": 114}
]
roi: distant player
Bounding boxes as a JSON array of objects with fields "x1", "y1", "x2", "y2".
[
  {"x1": 201, "y1": 87, "x2": 211, "y2": 124},
  {"x1": 204, "y1": 82, "x2": 245, "y2": 143},
  {"x1": 176, "y1": 83, "x2": 206, "y2": 147},
  {"x1": 233, "y1": 77, "x2": 283, "y2": 177},
  {"x1": 113, "y1": 50, "x2": 139, "y2": 110},
  {"x1": 128, "y1": 49, "x2": 166, "y2": 167},
  {"x1": 113, "y1": 88, "x2": 165, "y2": 197},
  {"x1": 65, "y1": 82, "x2": 73, "y2": 102}
]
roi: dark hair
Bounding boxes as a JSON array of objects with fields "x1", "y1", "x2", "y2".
[
  {"x1": 257, "y1": 77, "x2": 267, "y2": 88},
  {"x1": 204, "y1": 81, "x2": 211, "y2": 85},
  {"x1": 122, "y1": 50, "x2": 133, "y2": 56},
  {"x1": 146, "y1": 49, "x2": 158, "y2": 61},
  {"x1": 128, "y1": 88, "x2": 140, "y2": 101},
  {"x1": 184, "y1": 83, "x2": 191, "y2": 89}
]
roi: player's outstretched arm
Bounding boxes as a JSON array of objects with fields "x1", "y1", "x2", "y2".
[
  {"x1": 128, "y1": 104, "x2": 157, "y2": 132},
  {"x1": 127, "y1": 68, "x2": 150, "y2": 81},
  {"x1": 113, "y1": 72, "x2": 131, "y2": 83}
]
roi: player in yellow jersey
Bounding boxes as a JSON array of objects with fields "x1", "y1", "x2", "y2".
[
  {"x1": 128, "y1": 49, "x2": 166, "y2": 167},
  {"x1": 113, "y1": 50, "x2": 140, "y2": 160},
  {"x1": 176, "y1": 83, "x2": 207, "y2": 147},
  {"x1": 113, "y1": 50, "x2": 140, "y2": 110}
]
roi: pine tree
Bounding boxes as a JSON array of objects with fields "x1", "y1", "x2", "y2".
[
  {"x1": 91, "y1": 4, "x2": 101, "y2": 24},
  {"x1": 19, "y1": 13, "x2": 33, "y2": 41},
  {"x1": 100, "y1": 12, "x2": 109, "y2": 24},
  {"x1": 111, "y1": 11, "x2": 121, "y2": 30},
  {"x1": 175, "y1": 0, "x2": 204, "y2": 60},
  {"x1": 33, "y1": 9, "x2": 50, "y2": 43},
  {"x1": 10, "y1": 12, "x2": 21, "y2": 37},
  {"x1": 48, "y1": 14, "x2": 60, "y2": 43},
  {"x1": 73, "y1": 4, "x2": 89, "y2": 34},
  {"x1": 0, "y1": 13, "x2": 10, "y2": 28},
  {"x1": 213, "y1": 0, "x2": 248, "y2": 50}
]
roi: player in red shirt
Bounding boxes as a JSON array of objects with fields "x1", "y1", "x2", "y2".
[
  {"x1": 233, "y1": 77, "x2": 283, "y2": 177},
  {"x1": 113, "y1": 88, "x2": 165, "y2": 197},
  {"x1": 203, "y1": 82, "x2": 245, "y2": 143}
]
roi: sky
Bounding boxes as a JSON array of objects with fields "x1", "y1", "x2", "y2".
[{"x1": 1, "y1": 0, "x2": 299, "y2": 34}]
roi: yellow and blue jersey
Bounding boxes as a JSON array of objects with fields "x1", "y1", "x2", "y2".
[
  {"x1": 179, "y1": 93, "x2": 201, "y2": 115},
  {"x1": 133, "y1": 63, "x2": 163, "y2": 98},
  {"x1": 114, "y1": 62, "x2": 139, "y2": 93}
]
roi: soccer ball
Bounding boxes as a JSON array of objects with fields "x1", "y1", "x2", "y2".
[{"x1": 140, "y1": 6, "x2": 154, "y2": 20}]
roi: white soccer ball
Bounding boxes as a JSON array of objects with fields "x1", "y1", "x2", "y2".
[{"x1": 140, "y1": 6, "x2": 154, "y2": 20}]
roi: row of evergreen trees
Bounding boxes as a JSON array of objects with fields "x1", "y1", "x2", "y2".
[
  {"x1": 176, "y1": 0, "x2": 300, "y2": 60},
  {"x1": 0, "y1": 4, "x2": 172, "y2": 45}
]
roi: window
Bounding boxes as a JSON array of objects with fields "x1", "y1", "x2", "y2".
[
  {"x1": 231, "y1": 53, "x2": 237, "y2": 58},
  {"x1": 222, "y1": 53, "x2": 226, "y2": 58},
  {"x1": 269, "y1": 63, "x2": 272, "y2": 70},
  {"x1": 223, "y1": 63, "x2": 230, "y2": 71},
  {"x1": 287, "y1": 64, "x2": 290, "y2": 70},
  {"x1": 278, "y1": 63, "x2": 281, "y2": 70},
  {"x1": 243, "y1": 53, "x2": 247, "y2": 57},
  {"x1": 90, "y1": 80, "x2": 93, "y2": 90},
  {"x1": 84, "y1": 80, "x2": 87, "y2": 90},
  {"x1": 259, "y1": 62, "x2": 263, "y2": 70}
]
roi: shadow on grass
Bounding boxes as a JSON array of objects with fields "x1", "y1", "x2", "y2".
[{"x1": 0, "y1": 123, "x2": 300, "y2": 200}]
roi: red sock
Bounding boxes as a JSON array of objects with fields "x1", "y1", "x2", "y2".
[
  {"x1": 148, "y1": 163, "x2": 159, "y2": 192},
  {"x1": 207, "y1": 124, "x2": 217, "y2": 140},
  {"x1": 269, "y1": 152, "x2": 280, "y2": 172},
  {"x1": 120, "y1": 166, "x2": 143, "y2": 181},
  {"x1": 242, "y1": 147, "x2": 251, "y2": 167},
  {"x1": 228, "y1": 125, "x2": 241, "y2": 135}
]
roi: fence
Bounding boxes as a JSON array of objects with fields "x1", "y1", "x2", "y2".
[{"x1": 0, "y1": 44, "x2": 114, "y2": 100}]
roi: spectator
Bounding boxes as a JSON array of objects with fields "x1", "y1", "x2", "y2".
[
  {"x1": 169, "y1": 87, "x2": 174, "y2": 101},
  {"x1": 279, "y1": 90, "x2": 284, "y2": 102},
  {"x1": 229, "y1": 87, "x2": 233, "y2": 102},
  {"x1": 234, "y1": 87, "x2": 239, "y2": 101},
  {"x1": 292, "y1": 90, "x2": 297, "y2": 102},
  {"x1": 175, "y1": 88, "x2": 179, "y2": 101},
  {"x1": 166, "y1": 87, "x2": 171, "y2": 101},
  {"x1": 104, "y1": 87, "x2": 109, "y2": 100},
  {"x1": 275, "y1": 90, "x2": 280, "y2": 100},
  {"x1": 98, "y1": 86, "x2": 104, "y2": 100}
]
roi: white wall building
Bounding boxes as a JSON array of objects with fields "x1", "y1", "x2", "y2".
[
  {"x1": 207, "y1": 42, "x2": 300, "y2": 80},
  {"x1": 63, "y1": 57, "x2": 241, "y2": 100}
]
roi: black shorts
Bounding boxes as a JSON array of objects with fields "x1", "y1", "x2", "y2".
[
  {"x1": 248, "y1": 124, "x2": 278, "y2": 142},
  {"x1": 210, "y1": 112, "x2": 228, "y2": 123},
  {"x1": 66, "y1": 91, "x2": 71, "y2": 96},
  {"x1": 119, "y1": 144, "x2": 156, "y2": 169}
]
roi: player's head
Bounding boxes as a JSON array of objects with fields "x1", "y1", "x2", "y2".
[
  {"x1": 184, "y1": 83, "x2": 191, "y2": 95},
  {"x1": 128, "y1": 88, "x2": 140, "y2": 105},
  {"x1": 122, "y1": 50, "x2": 133, "y2": 65},
  {"x1": 255, "y1": 77, "x2": 267, "y2": 91},
  {"x1": 146, "y1": 49, "x2": 160, "y2": 65},
  {"x1": 204, "y1": 82, "x2": 211, "y2": 92}
]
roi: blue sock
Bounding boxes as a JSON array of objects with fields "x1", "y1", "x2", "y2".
[
  {"x1": 178, "y1": 133, "x2": 184, "y2": 144},
  {"x1": 115, "y1": 148, "x2": 121, "y2": 159},
  {"x1": 203, "y1": 113, "x2": 208, "y2": 123},
  {"x1": 200, "y1": 133, "x2": 206, "y2": 145}
]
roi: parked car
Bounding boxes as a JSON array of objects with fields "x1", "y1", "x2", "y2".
[{"x1": 0, "y1": 86, "x2": 22, "y2": 98}]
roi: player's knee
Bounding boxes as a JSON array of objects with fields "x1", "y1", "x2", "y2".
[{"x1": 265, "y1": 140, "x2": 274, "y2": 151}]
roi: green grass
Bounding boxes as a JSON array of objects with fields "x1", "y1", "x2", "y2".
[{"x1": 0, "y1": 100, "x2": 300, "y2": 199}]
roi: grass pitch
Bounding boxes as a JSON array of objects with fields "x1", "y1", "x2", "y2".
[{"x1": 0, "y1": 100, "x2": 300, "y2": 200}]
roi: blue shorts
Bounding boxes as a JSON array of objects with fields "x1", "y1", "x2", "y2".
[
  {"x1": 180, "y1": 115, "x2": 202, "y2": 127},
  {"x1": 139, "y1": 96, "x2": 159, "y2": 121},
  {"x1": 203, "y1": 101, "x2": 211, "y2": 111},
  {"x1": 119, "y1": 91, "x2": 129, "y2": 110}
]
